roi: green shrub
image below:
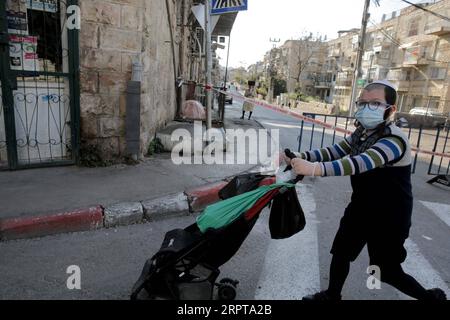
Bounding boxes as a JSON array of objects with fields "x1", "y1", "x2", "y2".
[{"x1": 148, "y1": 137, "x2": 165, "y2": 156}]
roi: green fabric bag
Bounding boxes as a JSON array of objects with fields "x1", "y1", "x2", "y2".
[{"x1": 196, "y1": 183, "x2": 294, "y2": 233}]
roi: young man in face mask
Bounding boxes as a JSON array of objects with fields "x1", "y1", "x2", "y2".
[{"x1": 283, "y1": 80, "x2": 447, "y2": 300}]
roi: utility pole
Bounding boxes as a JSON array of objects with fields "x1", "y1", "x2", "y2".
[
  {"x1": 268, "y1": 38, "x2": 280, "y2": 103},
  {"x1": 204, "y1": 0, "x2": 213, "y2": 130},
  {"x1": 349, "y1": 0, "x2": 370, "y2": 116},
  {"x1": 224, "y1": 36, "x2": 231, "y2": 88}
]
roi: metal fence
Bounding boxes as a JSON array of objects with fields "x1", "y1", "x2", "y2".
[{"x1": 297, "y1": 113, "x2": 450, "y2": 177}]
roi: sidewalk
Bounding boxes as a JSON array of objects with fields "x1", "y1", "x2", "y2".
[{"x1": 0, "y1": 108, "x2": 275, "y2": 241}]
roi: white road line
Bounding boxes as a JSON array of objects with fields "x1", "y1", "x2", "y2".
[
  {"x1": 254, "y1": 184, "x2": 321, "y2": 299},
  {"x1": 420, "y1": 201, "x2": 450, "y2": 228},
  {"x1": 397, "y1": 239, "x2": 450, "y2": 299}
]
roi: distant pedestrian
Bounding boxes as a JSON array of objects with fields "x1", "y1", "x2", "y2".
[{"x1": 241, "y1": 81, "x2": 256, "y2": 120}]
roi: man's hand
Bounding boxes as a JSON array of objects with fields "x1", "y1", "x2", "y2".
[
  {"x1": 279, "y1": 151, "x2": 293, "y2": 166},
  {"x1": 291, "y1": 158, "x2": 322, "y2": 177}
]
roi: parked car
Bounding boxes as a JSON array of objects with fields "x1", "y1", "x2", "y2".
[{"x1": 408, "y1": 107, "x2": 444, "y2": 117}]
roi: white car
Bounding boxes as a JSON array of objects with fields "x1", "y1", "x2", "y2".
[{"x1": 409, "y1": 107, "x2": 444, "y2": 117}]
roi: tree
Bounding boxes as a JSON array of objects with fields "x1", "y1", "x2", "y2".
[
  {"x1": 273, "y1": 78, "x2": 287, "y2": 98},
  {"x1": 290, "y1": 33, "x2": 325, "y2": 95}
]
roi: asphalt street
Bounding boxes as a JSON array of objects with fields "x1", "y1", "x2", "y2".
[{"x1": 0, "y1": 99, "x2": 449, "y2": 300}]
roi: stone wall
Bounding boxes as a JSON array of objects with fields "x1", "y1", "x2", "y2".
[{"x1": 79, "y1": 0, "x2": 182, "y2": 161}]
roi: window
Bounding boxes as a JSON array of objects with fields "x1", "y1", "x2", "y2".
[
  {"x1": 428, "y1": 99, "x2": 440, "y2": 110},
  {"x1": 379, "y1": 69, "x2": 388, "y2": 79},
  {"x1": 387, "y1": 69, "x2": 403, "y2": 80},
  {"x1": 408, "y1": 18, "x2": 420, "y2": 37},
  {"x1": 406, "y1": 70, "x2": 411, "y2": 81},
  {"x1": 412, "y1": 97, "x2": 422, "y2": 109}
]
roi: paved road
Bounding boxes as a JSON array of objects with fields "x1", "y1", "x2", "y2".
[{"x1": 0, "y1": 100, "x2": 449, "y2": 300}]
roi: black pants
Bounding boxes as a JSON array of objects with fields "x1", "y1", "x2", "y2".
[{"x1": 327, "y1": 204, "x2": 428, "y2": 300}]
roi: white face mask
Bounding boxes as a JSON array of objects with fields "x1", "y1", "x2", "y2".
[{"x1": 354, "y1": 104, "x2": 392, "y2": 130}]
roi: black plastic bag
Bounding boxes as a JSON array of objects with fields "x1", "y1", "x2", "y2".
[
  {"x1": 219, "y1": 173, "x2": 266, "y2": 200},
  {"x1": 269, "y1": 186, "x2": 306, "y2": 239}
]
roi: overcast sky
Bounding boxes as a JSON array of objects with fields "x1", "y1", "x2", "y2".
[{"x1": 216, "y1": 0, "x2": 422, "y2": 68}]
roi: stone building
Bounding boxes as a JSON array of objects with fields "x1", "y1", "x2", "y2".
[
  {"x1": 253, "y1": 0, "x2": 450, "y2": 115},
  {"x1": 0, "y1": 0, "x2": 236, "y2": 169},
  {"x1": 79, "y1": 0, "x2": 184, "y2": 161},
  {"x1": 329, "y1": 0, "x2": 450, "y2": 114},
  {"x1": 325, "y1": 29, "x2": 360, "y2": 111},
  {"x1": 279, "y1": 39, "x2": 328, "y2": 98}
]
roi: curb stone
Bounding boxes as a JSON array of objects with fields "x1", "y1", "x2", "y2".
[{"x1": 0, "y1": 175, "x2": 276, "y2": 242}]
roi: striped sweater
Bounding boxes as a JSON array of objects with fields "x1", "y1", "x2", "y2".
[{"x1": 296, "y1": 134, "x2": 407, "y2": 177}]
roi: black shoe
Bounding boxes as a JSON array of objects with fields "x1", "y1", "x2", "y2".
[
  {"x1": 240, "y1": 116, "x2": 244, "y2": 120},
  {"x1": 302, "y1": 290, "x2": 341, "y2": 301},
  {"x1": 426, "y1": 288, "x2": 447, "y2": 300}
]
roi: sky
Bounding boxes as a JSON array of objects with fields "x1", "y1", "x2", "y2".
[{"x1": 216, "y1": 0, "x2": 422, "y2": 68}]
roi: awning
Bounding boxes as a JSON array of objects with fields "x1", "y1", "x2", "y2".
[
  {"x1": 212, "y1": 12, "x2": 238, "y2": 36},
  {"x1": 399, "y1": 42, "x2": 418, "y2": 49}
]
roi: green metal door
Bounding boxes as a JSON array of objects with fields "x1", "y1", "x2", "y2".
[{"x1": 0, "y1": 0, "x2": 80, "y2": 170}]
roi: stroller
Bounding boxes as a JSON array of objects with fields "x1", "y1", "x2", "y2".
[{"x1": 130, "y1": 150, "x2": 305, "y2": 300}]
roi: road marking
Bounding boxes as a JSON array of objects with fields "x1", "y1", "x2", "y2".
[
  {"x1": 255, "y1": 184, "x2": 321, "y2": 299},
  {"x1": 422, "y1": 235, "x2": 433, "y2": 241},
  {"x1": 260, "y1": 121, "x2": 304, "y2": 130},
  {"x1": 397, "y1": 239, "x2": 450, "y2": 299},
  {"x1": 420, "y1": 201, "x2": 450, "y2": 228}
]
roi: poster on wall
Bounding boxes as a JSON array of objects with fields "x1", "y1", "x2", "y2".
[
  {"x1": 9, "y1": 35, "x2": 40, "y2": 72},
  {"x1": 6, "y1": 0, "x2": 28, "y2": 12},
  {"x1": 26, "y1": 0, "x2": 57, "y2": 13},
  {"x1": 7, "y1": 11, "x2": 29, "y2": 35}
]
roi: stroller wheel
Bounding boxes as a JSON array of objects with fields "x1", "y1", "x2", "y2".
[
  {"x1": 217, "y1": 279, "x2": 238, "y2": 301},
  {"x1": 219, "y1": 278, "x2": 239, "y2": 286},
  {"x1": 218, "y1": 283, "x2": 236, "y2": 300}
]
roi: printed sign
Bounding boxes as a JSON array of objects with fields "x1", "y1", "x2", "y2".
[
  {"x1": 26, "y1": 0, "x2": 57, "y2": 13},
  {"x1": 7, "y1": 11, "x2": 29, "y2": 35},
  {"x1": 9, "y1": 35, "x2": 39, "y2": 71},
  {"x1": 211, "y1": 0, "x2": 248, "y2": 15}
]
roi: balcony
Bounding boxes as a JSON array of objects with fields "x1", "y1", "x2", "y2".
[
  {"x1": 388, "y1": 79, "x2": 410, "y2": 92},
  {"x1": 334, "y1": 80, "x2": 352, "y2": 89},
  {"x1": 402, "y1": 46, "x2": 430, "y2": 66},
  {"x1": 425, "y1": 25, "x2": 450, "y2": 36},
  {"x1": 403, "y1": 58, "x2": 429, "y2": 67},
  {"x1": 373, "y1": 38, "x2": 393, "y2": 48},
  {"x1": 314, "y1": 81, "x2": 332, "y2": 89},
  {"x1": 328, "y1": 49, "x2": 341, "y2": 58}
]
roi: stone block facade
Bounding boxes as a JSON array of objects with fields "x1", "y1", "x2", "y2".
[{"x1": 79, "y1": 0, "x2": 190, "y2": 161}]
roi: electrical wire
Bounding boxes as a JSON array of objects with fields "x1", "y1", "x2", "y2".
[
  {"x1": 398, "y1": 0, "x2": 450, "y2": 23},
  {"x1": 368, "y1": 18, "x2": 449, "y2": 64}
]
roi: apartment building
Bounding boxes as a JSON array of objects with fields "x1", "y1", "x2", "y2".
[
  {"x1": 256, "y1": 0, "x2": 450, "y2": 115},
  {"x1": 325, "y1": 29, "x2": 360, "y2": 108},
  {"x1": 337, "y1": 0, "x2": 450, "y2": 114}
]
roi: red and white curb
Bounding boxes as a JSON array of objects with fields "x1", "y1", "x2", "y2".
[{"x1": 0, "y1": 177, "x2": 276, "y2": 242}]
